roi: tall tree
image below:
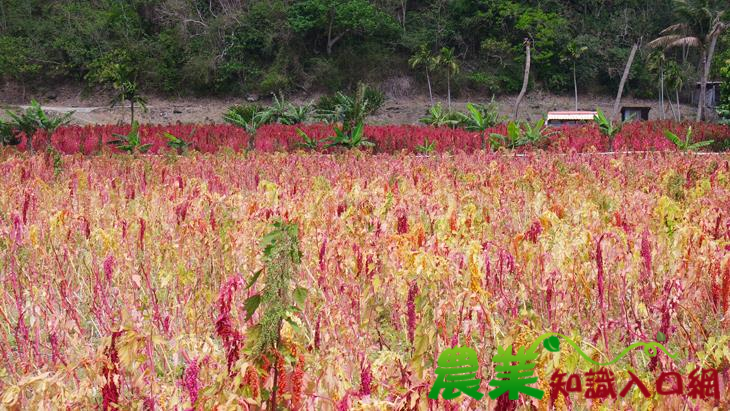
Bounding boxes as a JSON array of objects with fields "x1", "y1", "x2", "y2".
[
  {"x1": 648, "y1": 51, "x2": 672, "y2": 119},
  {"x1": 288, "y1": 0, "x2": 399, "y2": 55},
  {"x1": 409, "y1": 45, "x2": 436, "y2": 105},
  {"x1": 612, "y1": 41, "x2": 639, "y2": 121},
  {"x1": 563, "y1": 42, "x2": 588, "y2": 110},
  {"x1": 436, "y1": 47, "x2": 459, "y2": 109},
  {"x1": 514, "y1": 38, "x2": 531, "y2": 119},
  {"x1": 648, "y1": 0, "x2": 728, "y2": 120},
  {"x1": 664, "y1": 60, "x2": 688, "y2": 121},
  {"x1": 86, "y1": 49, "x2": 147, "y2": 125}
]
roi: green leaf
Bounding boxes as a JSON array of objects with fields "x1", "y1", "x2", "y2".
[
  {"x1": 466, "y1": 103, "x2": 482, "y2": 125},
  {"x1": 656, "y1": 332, "x2": 666, "y2": 342},
  {"x1": 293, "y1": 287, "x2": 308, "y2": 306},
  {"x1": 663, "y1": 130, "x2": 682, "y2": 147},
  {"x1": 507, "y1": 121, "x2": 520, "y2": 139},
  {"x1": 164, "y1": 132, "x2": 180, "y2": 143},
  {"x1": 284, "y1": 317, "x2": 303, "y2": 335},
  {"x1": 260, "y1": 230, "x2": 282, "y2": 252},
  {"x1": 246, "y1": 269, "x2": 263, "y2": 290},
  {"x1": 244, "y1": 294, "x2": 261, "y2": 320},
  {"x1": 353, "y1": 122, "x2": 364, "y2": 138},
  {"x1": 687, "y1": 140, "x2": 714, "y2": 150}
]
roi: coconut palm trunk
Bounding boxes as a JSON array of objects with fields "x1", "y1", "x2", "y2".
[
  {"x1": 660, "y1": 63, "x2": 665, "y2": 119},
  {"x1": 667, "y1": 93, "x2": 678, "y2": 121},
  {"x1": 698, "y1": 31, "x2": 720, "y2": 121},
  {"x1": 513, "y1": 40, "x2": 531, "y2": 119},
  {"x1": 697, "y1": 49, "x2": 708, "y2": 121},
  {"x1": 446, "y1": 70, "x2": 451, "y2": 110},
  {"x1": 612, "y1": 42, "x2": 639, "y2": 120},
  {"x1": 573, "y1": 61, "x2": 579, "y2": 110},
  {"x1": 676, "y1": 89, "x2": 682, "y2": 122},
  {"x1": 425, "y1": 68, "x2": 433, "y2": 106},
  {"x1": 130, "y1": 99, "x2": 135, "y2": 125}
]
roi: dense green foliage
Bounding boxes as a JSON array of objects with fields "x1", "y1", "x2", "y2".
[{"x1": 0, "y1": 0, "x2": 727, "y2": 98}]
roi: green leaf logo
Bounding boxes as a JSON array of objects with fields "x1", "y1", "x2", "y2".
[
  {"x1": 656, "y1": 332, "x2": 666, "y2": 342},
  {"x1": 543, "y1": 336, "x2": 560, "y2": 352}
]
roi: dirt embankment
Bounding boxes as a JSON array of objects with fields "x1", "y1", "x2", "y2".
[{"x1": 0, "y1": 83, "x2": 699, "y2": 125}]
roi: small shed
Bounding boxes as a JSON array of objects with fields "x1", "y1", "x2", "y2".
[
  {"x1": 693, "y1": 81, "x2": 722, "y2": 108},
  {"x1": 621, "y1": 106, "x2": 651, "y2": 122},
  {"x1": 546, "y1": 111, "x2": 597, "y2": 127}
]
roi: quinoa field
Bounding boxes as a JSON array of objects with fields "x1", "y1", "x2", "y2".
[{"x1": 0, "y1": 148, "x2": 729, "y2": 410}]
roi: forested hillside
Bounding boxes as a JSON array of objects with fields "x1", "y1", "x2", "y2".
[{"x1": 0, "y1": 0, "x2": 728, "y2": 99}]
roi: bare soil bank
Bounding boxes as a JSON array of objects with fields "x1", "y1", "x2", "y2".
[{"x1": 0, "y1": 83, "x2": 699, "y2": 125}]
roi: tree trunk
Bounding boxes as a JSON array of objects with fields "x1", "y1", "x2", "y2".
[
  {"x1": 697, "y1": 48, "x2": 707, "y2": 121},
  {"x1": 446, "y1": 71, "x2": 451, "y2": 110},
  {"x1": 573, "y1": 61, "x2": 578, "y2": 110},
  {"x1": 698, "y1": 33, "x2": 719, "y2": 121},
  {"x1": 326, "y1": 14, "x2": 347, "y2": 55},
  {"x1": 327, "y1": 31, "x2": 347, "y2": 55},
  {"x1": 269, "y1": 320, "x2": 283, "y2": 411},
  {"x1": 660, "y1": 63, "x2": 665, "y2": 120},
  {"x1": 676, "y1": 89, "x2": 682, "y2": 122},
  {"x1": 513, "y1": 41, "x2": 531, "y2": 119},
  {"x1": 327, "y1": 16, "x2": 333, "y2": 55},
  {"x1": 401, "y1": 0, "x2": 407, "y2": 30},
  {"x1": 612, "y1": 42, "x2": 638, "y2": 121},
  {"x1": 130, "y1": 100, "x2": 135, "y2": 125},
  {"x1": 248, "y1": 132, "x2": 256, "y2": 151},
  {"x1": 425, "y1": 68, "x2": 433, "y2": 106},
  {"x1": 667, "y1": 92, "x2": 678, "y2": 121}
]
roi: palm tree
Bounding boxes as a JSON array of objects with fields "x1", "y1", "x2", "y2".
[
  {"x1": 647, "y1": 51, "x2": 668, "y2": 119},
  {"x1": 648, "y1": 0, "x2": 728, "y2": 121},
  {"x1": 436, "y1": 47, "x2": 459, "y2": 109},
  {"x1": 611, "y1": 41, "x2": 639, "y2": 121},
  {"x1": 409, "y1": 45, "x2": 436, "y2": 106},
  {"x1": 563, "y1": 42, "x2": 588, "y2": 110},
  {"x1": 664, "y1": 61, "x2": 690, "y2": 121}
]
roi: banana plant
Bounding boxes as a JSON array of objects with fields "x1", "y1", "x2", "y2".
[
  {"x1": 593, "y1": 108, "x2": 622, "y2": 151},
  {"x1": 663, "y1": 126, "x2": 714, "y2": 152},
  {"x1": 489, "y1": 119, "x2": 556, "y2": 149},
  {"x1": 489, "y1": 121, "x2": 521, "y2": 149},
  {"x1": 520, "y1": 118, "x2": 558, "y2": 147},
  {"x1": 325, "y1": 122, "x2": 375, "y2": 150},
  {"x1": 419, "y1": 103, "x2": 460, "y2": 128},
  {"x1": 416, "y1": 138, "x2": 437, "y2": 154},
  {"x1": 3, "y1": 100, "x2": 73, "y2": 153},
  {"x1": 0, "y1": 121, "x2": 20, "y2": 146},
  {"x1": 284, "y1": 103, "x2": 314, "y2": 125},
  {"x1": 108, "y1": 121, "x2": 151, "y2": 154},
  {"x1": 457, "y1": 102, "x2": 502, "y2": 150},
  {"x1": 223, "y1": 106, "x2": 273, "y2": 150},
  {"x1": 315, "y1": 84, "x2": 383, "y2": 132},
  {"x1": 295, "y1": 128, "x2": 320, "y2": 150},
  {"x1": 164, "y1": 132, "x2": 192, "y2": 153}
]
